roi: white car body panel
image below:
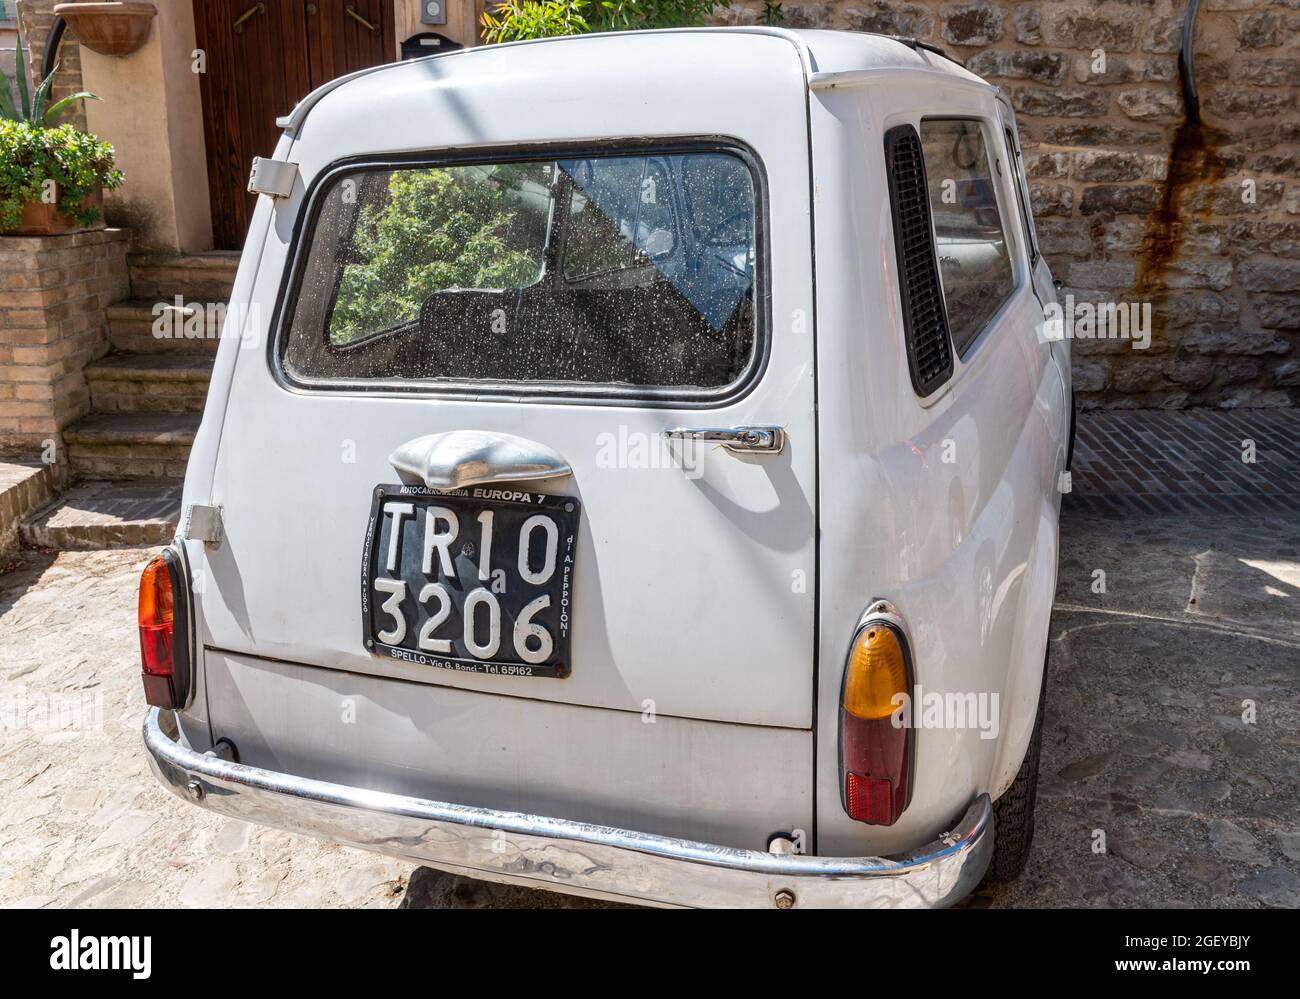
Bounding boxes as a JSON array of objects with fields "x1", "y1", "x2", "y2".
[
  {"x1": 204, "y1": 649, "x2": 813, "y2": 846},
  {"x1": 802, "y1": 37, "x2": 1066, "y2": 853}
]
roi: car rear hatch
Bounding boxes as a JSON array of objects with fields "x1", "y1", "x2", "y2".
[{"x1": 192, "y1": 33, "x2": 818, "y2": 847}]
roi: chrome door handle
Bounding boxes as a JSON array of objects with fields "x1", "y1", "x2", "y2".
[
  {"x1": 662, "y1": 425, "x2": 785, "y2": 454},
  {"x1": 390, "y1": 431, "x2": 572, "y2": 490}
]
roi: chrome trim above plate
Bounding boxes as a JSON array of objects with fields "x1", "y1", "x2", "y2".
[{"x1": 389, "y1": 430, "x2": 573, "y2": 490}]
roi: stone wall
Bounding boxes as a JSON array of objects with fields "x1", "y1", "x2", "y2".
[
  {"x1": 713, "y1": 0, "x2": 1300, "y2": 409},
  {"x1": 0, "y1": 230, "x2": 129, "y2": 454}
]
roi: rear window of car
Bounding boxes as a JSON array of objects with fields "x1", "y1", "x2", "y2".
[{"x1": 279, "y1": 147, "x2": 762, "y2": 398}]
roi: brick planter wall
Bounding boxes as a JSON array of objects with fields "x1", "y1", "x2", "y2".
[
  {"x1": 0, "y1": 229, "x2": 129, "y2": 456},
  {"x1": 713, "y1": 0, "x2": 1300, "y2": 410}
]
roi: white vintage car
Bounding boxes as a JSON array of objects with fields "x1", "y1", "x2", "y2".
[{"x1": 139, "y1": 27, "x2": 1071, "y2": 908}]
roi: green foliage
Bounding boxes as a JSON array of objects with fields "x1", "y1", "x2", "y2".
[
  {"x1": 0, "y1": 120, "x2": 124, "y2": 232},
  {"x1": 328, "y1": 167, "x2": 543, "y2": 343},
  {"x1": 0, "y1": 3, "x2": 101, "y2": 125},
  {"x1": 482, "y1": 0, "x2": 730, "y2": 44},
  {"x1": 481, "y1": 0, "x2": 590, "y2": 40}
]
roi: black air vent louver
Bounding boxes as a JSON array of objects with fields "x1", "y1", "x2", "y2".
[{"x1": 884, "y1": 124, "x2": 954, "y2": 397}]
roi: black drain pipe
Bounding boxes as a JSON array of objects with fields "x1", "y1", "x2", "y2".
[
  {"x1": 41, "y1": 13, "x2": 66, "y2": 81},
  {"x1": 1180, "y1": 0, "x2": 1203, "y2": 124}
]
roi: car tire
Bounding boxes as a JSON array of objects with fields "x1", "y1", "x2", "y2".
[
  {"x1": 1065, "y1": 390, "x2": 1077, "y2": 471},
  {"x1": 980, "y1": 666, "x2": 1047, "y2": 887}
]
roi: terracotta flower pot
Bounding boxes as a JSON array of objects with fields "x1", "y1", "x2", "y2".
[
  {"x1": 52, "y1": 2, "x2": 158, "y2": 57},
  {"x1": 6, "y1": 188, "x2": 105, "y2": 236}
]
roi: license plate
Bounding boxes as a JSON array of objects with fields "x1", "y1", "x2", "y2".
[{"x1": 361, "y1": 484, "x2": 580, "y2": 678}]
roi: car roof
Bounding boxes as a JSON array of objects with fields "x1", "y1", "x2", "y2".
[
  {"x1": 278, "y1": 27, "x2": 990, "y2": 136},
  {"x1": 776, "y1": 27, "x2": 980, "y2": 79}
]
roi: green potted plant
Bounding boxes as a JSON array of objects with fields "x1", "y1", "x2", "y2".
[{"x1": 0, "y1": 5, "x2": 122, "y2": 235}]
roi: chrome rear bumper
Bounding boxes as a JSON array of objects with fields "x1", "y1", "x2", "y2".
[{"x1": 144, "y1": 707, "x2": 992, "y2": 908}]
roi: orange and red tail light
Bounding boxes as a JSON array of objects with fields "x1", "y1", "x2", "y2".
[
  {"x1": 138, "y1": 549, "x2": 190, "y2": 708},
  {"x1": 839, "y1": 604, "x2": 914, "y2": 826}
]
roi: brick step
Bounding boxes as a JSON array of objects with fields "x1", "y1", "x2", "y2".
[
  {"x1": 0, "y1": 461, "x2": 61, "y2": 556},
  {"x1": 107, "y1": 300, "x2": 223, "y2": 355},
  {"x1": 21, "y1": 480, "x2": 182, "y2": 550},
  {"x1": 128, "y1": 251, "x2": 240, "y2": 302},
  {"x1": 86, "y1": 353, "x2": 215, "y2": 414},
  {"x1": 63, "y1": 413, "x2": 201, "y2": 481}
]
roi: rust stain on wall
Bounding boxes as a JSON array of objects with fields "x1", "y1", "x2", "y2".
[{"x1": 1134, "y1": 85, "x2": 1228, "y2": 341}]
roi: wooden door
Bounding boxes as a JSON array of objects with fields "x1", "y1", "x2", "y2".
[
  {"x1": 306, "y1": 0, "x2": 395, "y2": 91},
  {"x1": 194, "y1": 1, "x2": 397, "y2": 250}
]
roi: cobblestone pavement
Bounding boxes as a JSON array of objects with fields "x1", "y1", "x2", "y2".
[
  {"x1": 1, "y1": 410, "x2": 1296, "y2": 908},
  {"x1": 1068, "y1": 409, "x2": 1300, "y2": 516},
  {"x1": 974, "y1": 508, "x2": 1300, "y2": 909},
  {"x1": 0, "y1": 549, "x2": 409, "y2": 908}
]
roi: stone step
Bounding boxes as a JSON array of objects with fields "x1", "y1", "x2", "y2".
[
  {"x1": 21, "y1": 480, "x2": 182, "y2": 550},
  {"x1": 107, "y1": 300, "x2": 223, "y2": 355},
  {"x1": 86, "y1": 353, "x2": 215, "y2": 414},
  {"x1": 0, "y1": 461, "x2": 62, "y2": 556},
  {"x1": 128, "y1": 251, "x2": 240, "y2": 303},
  {"x1": 63, "y1": 413, "x2": 201, "y2": 481}
]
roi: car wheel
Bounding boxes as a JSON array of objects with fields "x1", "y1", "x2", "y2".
[{"x1": 979, "y1": 665, "x2": 1047, "y2": 887}]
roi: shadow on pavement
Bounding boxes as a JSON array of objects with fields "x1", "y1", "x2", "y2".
[{"x1": 400, "y1": 866, "x2": 636, "y2": 909}]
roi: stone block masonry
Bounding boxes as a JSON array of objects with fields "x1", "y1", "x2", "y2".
[
  {"x1": 712, "y1": 1, "x2": 1300, "y2": 410},
  {"x1": 0, "y1": 229, "x2": 130, "y2": 454}
]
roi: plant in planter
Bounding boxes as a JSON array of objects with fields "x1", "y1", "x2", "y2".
[
  {"x1": 0, "y1": 5, "x2": 121, "y2": 234},
  {"x1": 0, "y1": 121, "x2": 124, "y2": 233}
]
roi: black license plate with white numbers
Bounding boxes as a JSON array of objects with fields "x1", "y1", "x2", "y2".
[{"x1": 361, "y1": 484, "x2": 580, "y2": 678}]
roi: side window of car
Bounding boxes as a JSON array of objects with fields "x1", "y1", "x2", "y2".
[
  {"x1": 917, "y1": 118, "x2": 1016, "y2": 358},
  {"x1": 1003, "y1": 125, "x2": 1039, "y2": 266}
]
